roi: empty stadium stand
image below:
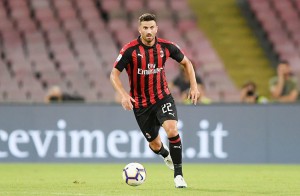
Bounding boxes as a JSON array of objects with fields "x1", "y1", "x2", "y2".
[
  {"x1": 243, "y1": 0, "x2": 300, "y2": 74},
  {"x1": 0, "y1": 0, "x2": 239, "y2": 103}
]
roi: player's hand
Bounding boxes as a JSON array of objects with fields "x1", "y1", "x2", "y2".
[
  {"x1": 121, "y1": 95, "x2": 136, "y2": 111},
  {"x1": 188, "y1": 87, "x2": 201, "y2": 105}
]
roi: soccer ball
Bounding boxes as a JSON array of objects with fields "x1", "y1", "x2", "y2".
[{"x1": 122, "y1": 162, "x2": 146, "y2": 186}]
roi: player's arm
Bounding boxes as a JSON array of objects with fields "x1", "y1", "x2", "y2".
[
  {"x1": 110, "y1": 68, "x2": 135, "y2": 110},
  {"x1": 179, "y1": 56, "x2": 200, "y2": 105}
]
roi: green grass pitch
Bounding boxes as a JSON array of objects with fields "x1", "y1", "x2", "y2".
[{"x1": 0, "y1": 163, "x2": 299, "y2": 196}]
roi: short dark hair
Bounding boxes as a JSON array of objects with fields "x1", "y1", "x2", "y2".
[{"x1": 139, "y1": 13, "x2": 156, "y2": 23}]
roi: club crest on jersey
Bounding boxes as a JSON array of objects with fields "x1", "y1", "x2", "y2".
[{"x1": 160, "y1": 49, "x2": 164, "y2": 57}]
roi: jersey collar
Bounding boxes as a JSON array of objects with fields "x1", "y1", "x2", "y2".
[{"x1": 138, "y1": 36, "x2": 157, "y2": 48}]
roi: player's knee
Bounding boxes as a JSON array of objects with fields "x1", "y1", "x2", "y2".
[
  {"x1": 167, "y1": 129, "x2": 178, "y2": 138},
  {"x1": 164, "y1": 124, "x2": 178, "y2": 138}
]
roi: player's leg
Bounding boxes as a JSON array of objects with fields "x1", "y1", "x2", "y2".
[
  {"x1": 162, "y1": 120, "x2": 182, "y2": 175},
  {"x1": 155, "y1": 95, "x2": 187, "y2": 187},
  {"x1": 148, "y1": 134, "x2": 163, "y2": 153},
  {"x1": 133, "y1": 106, "x2": 173, "y2": 169},
  {"x1": 163, "y1": 120, "x2": 187, "y2": 188},
  {"x1": 149, "y1": 135, "x2": 174, "y2": 170}
]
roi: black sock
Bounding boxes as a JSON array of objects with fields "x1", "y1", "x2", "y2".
[
  {"x1": 169, "y1": 134, "x2": 183, "y2": 177},
  {"x1": 149, "y1": 143, "x2": 169, "y2": 158}
]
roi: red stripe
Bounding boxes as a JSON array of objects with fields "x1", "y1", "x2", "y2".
[
  {"x1": 165, "y1": 46, "x2": 170, "y2": 58},
  {"x1": 169, "y1": 137, "x2": 181, "y2": 144},
  {"x1": 148, "y1": 48, "x2": 156, "y2": 104}
]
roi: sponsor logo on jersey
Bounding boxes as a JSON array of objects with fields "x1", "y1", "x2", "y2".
[
  {"x1": 147, "y1": 63, "x2": 156, "y2": 69},
  {"x1": 138, "y1": 63, "x2": 163, "y2": 75}
]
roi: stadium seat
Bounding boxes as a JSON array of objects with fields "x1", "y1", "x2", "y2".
[
  {"x1": 169, "y1": 0, "x2": 190, "y2": 12},
  {"x1": 114, "y1": 28, "x2": 136, "y2": 46},
  {"x1": 101, "y1": 0, "x2": 122, "y2": 13},
  {"x1": 124, "y1": 0, "x2": 145, "y2": 12},
  {"x1": 107, "y1": 18, "x2": 128, "y2": 33},
  {"x1": 52, "y1": 0, "x2": 74, "y2": 9},
  {"x1": 74, "y1": 0, "x2": 95, "y2": 9},
  {"x1": 248, "y1": 0, "x2": 270, "y2": 12},
  {"x1": 34, "y1": 7, "x2": 55, "y2": 21},
  {"x1": 84, "y1": 20, "x2": 106, "y2": 38},
  {"x1": 249, "y1": 0, "x2": 300, "y2": 72},
  {"x1": 30, "y1": 0, "x2": 51, "y2": 9},
  {"x1": 63, "y1": 20, "x2": 82, "y2": 32},
  {"x1": 1, "y1": 87, "x2": 28, "y2": 103},
  {"x1": 177, "y1": 19, "x2": 197, "y2": 34},
  {"x1": 57, "y1": 8, "x2": 77, "y2": 22},
  {"x1": 147, "y1": 0, "x2": 168, "y2": 12}
]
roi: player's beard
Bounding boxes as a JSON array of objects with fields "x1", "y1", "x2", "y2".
[{"x1": 143, "y1": 33, "x2": 154, "y2": 44}]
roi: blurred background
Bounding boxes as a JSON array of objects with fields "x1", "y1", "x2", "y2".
[{"x1": 0, "y1": 0, "x2": 299, "y2": 104}]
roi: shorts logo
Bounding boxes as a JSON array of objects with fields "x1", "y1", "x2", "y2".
[
  {"x1": 145, "y1": 133, "x2": 151, "y2": 139},
  {"x1": 168, "y1": 112, "x2": 175, "y2": 117}
]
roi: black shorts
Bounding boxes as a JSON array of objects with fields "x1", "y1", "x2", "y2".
[{"x1": 133, "y1": 95, "x2": 178, "y2": 142}]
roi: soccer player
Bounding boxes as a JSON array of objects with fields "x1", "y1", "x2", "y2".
[{"x1": 110, "y1": 13, "x2": 200, "y2": 188}]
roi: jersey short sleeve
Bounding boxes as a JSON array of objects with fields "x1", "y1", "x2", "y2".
[
  {"x1": 167, "y1": 43, "x2": 185, "y2": 63},
  {"x1": 113, "y1": 48, "x2": 130, "y2": 72}
]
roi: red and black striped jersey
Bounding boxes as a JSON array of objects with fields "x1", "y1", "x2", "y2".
[{"x1": 114, "y1": 36, "x2": 185, "y2": 109}]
